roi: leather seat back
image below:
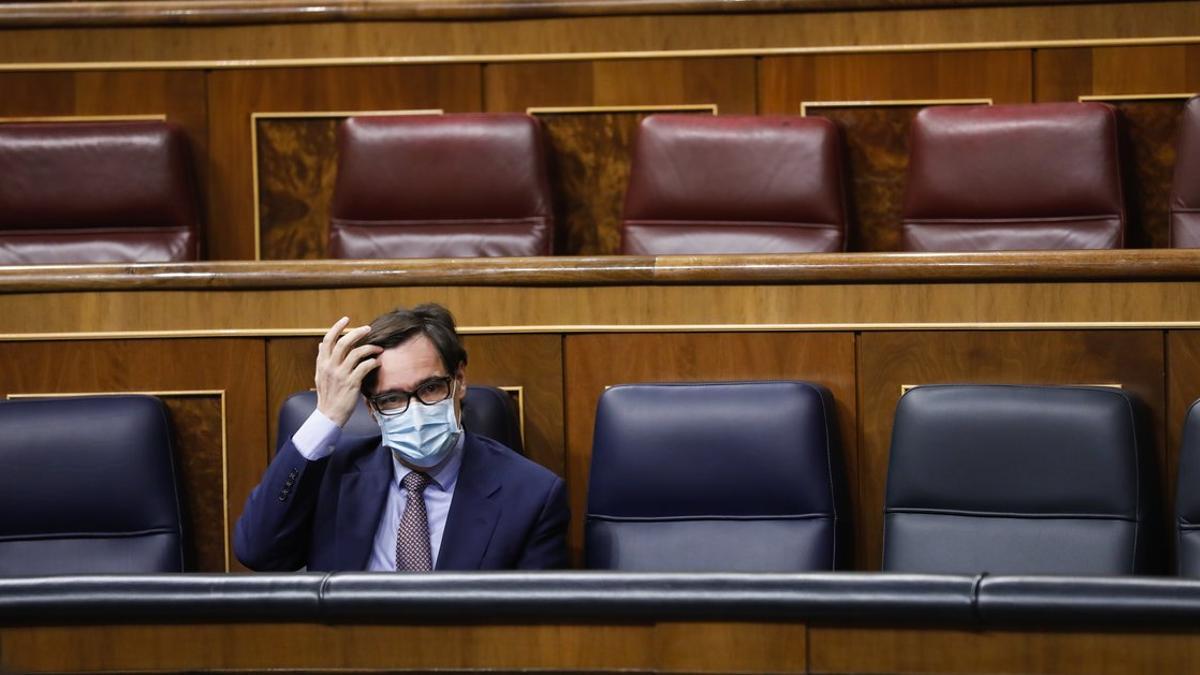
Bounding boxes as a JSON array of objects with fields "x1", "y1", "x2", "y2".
[
  {"x1": 0, "y1": 395, "x2": 185, "y2": 574},
  {"x1": 0, "y1": 121, "x2": 201, "y2": 264},
  {"x1": 330, "y1": 114, "x2": 555, "y2": 259},
  {"x1": 902, "y1": 103, "x2": 1126, "y2": 251},
  {"x1": 586, "y1": 381, "x2": 847, "y2": 571},
  {"x1": 1176, "y1": 398, "x2": 1200, "y2": 575},
  {"x1": 884, "y1": 385, "x2": 1157, "y2": 575},
  {"x1": 622, "y1": 115, "x2": 848, "y2": 254},
  {"x1": 1171, "y1": 96, "x2": 1200, "y2": 247}
]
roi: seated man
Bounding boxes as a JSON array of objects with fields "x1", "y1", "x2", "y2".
[{"x1": 235, "y1": 304, "x2": 568, "y2": 571}]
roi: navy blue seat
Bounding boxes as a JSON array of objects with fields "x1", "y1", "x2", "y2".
[
  {"x1": 277, "y1": 386, "x2": 523, "y2": 455},
  {"x1": 585, "y1": 381, "x2": 847, "y2": 572},
  {"x1": 1176, "y1": 398, "x2": 1200, "y2": 576},
  {"x1": 884, "y1": 384, "x2": 1158, "y2": 575},
  {"x1": 0, "y1": 395, "x2": 185, "y2": 575}
]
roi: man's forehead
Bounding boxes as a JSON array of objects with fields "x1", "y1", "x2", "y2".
[{"x1": 375, "y1": 336, "x2": 446, "y2": 391}]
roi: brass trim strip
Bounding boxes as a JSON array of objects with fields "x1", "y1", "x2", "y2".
[
  {"x1": 1, "y1": 35, "x2": 1199, "y2": 72},
  {"x1": 800, "y1": 98, "x2": 992, "y2": 115},
  {"x1": 4, "y1": 322, "x2": 1200, "y2": 341},
  {"x1": 0, "y1": 114, "x2": 168, "y2": 123},
  {"x1": 249, "y1": 108, "x2": 444, "y2": 261},
  {"x1": 1079, "y1": 93, "x2": 1198, "y2": 102},
  {"x1": 527, "y1": 104, "x2": 718, "y2": 114},
  {"x1": 6, "y1": 389, "x2": 231, "y2": 572},
  {"x1": 899, "y1": 383, "x2": 1122, "y2": 395}
]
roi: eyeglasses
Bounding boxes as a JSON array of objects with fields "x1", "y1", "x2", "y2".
[{"x1": 369, "y1": 376, "x2": 455, "y2": 416}]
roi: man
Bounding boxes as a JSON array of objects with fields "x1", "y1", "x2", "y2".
[{"x1": 235, "y1": 303, "x2": 569, "y2": 571}]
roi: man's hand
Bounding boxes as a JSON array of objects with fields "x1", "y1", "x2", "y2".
[{"x1": 315, "y1": 317, "x2": 383, "y2": 427}]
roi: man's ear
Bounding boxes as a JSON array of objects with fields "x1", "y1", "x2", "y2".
[{"x1": 455, "y1": 363, "x2": 467, "y2": 398}]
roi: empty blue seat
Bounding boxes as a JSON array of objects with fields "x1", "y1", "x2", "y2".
[
  {"x1": 1176, "y1": 398, "x2": 1200, "y2": 576},
  {"x1": 585, "y1": 381, "x2": 847, "y2": 572},
  {"x1": 884, "y1": 384, "x2": 1158, "y2": 575},
  {"x1": 0, "y1": 395, "x2": 185, "y2": 574}
]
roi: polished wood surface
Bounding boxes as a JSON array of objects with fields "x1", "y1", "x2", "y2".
[
  {"x1": 0, "y1": 620, "x2": 807, "y2": 672},
  {"x1": 0, "y1": 339, "x2": 267, "y2": 572},
  {"x1": 857, "y1": 331, "x2": 1166, "y2": 570},
  {"x1": 563, "y1": 332, "x2": 857, "y2": 562},
  {"x1": 5, "y1": 250, "x2": 1200, "y2": 294}
]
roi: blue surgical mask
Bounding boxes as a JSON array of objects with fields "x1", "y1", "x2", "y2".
[{"x1": 378, "y1": 394, "x2": 462, "y2": 469}]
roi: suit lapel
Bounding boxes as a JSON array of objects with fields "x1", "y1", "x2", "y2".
[
  {"x1": 334, "y1": 439, "x2": 391, "y2": 571},
  {"x1": 437, "y1": 435, "x2": 502, "y2": 570}
]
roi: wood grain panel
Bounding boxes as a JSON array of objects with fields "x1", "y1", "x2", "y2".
[
  {"x1": 266, "y1": 333, "x2": 565, "y2": 475},
  {"x1": 207, "y1": 65, "x2": 482, "y2": 260},
  {"x1": 486, "y1": 58, "x2": 754, "y2": 255},
  {"x1": 0, "y1": 620, "x2": 805, "y2": 672},
  {"x1": 857, "y1": 331, "x2": 1166, "y2": 570},
  {"x1": 0, "y1": 339, "x2": 266, "y2": 571},
  {"x1": 564, "y1": 332, "x2": 857, "y2": 566},
  {"x1": 161, "y1": 394, "x2": 226, "y2": 572},
  {"x1": 256, "y1": 116, "x2": 341, "y2": 260},
  {"x1": 809, "y1": 626, "x2": 1200, "y2": 674}
]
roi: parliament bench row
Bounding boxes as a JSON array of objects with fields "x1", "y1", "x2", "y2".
[
  {"x1": 1, "y1": 97, "x2": 1200, "y2": 263},
  {"x1": 0, "y1": 382, "x2": 1196, "y2": 577}
]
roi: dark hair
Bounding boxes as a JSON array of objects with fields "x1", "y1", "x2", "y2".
[{"x1": 358, "y1": 303, "x2": 468, "y2": 396}]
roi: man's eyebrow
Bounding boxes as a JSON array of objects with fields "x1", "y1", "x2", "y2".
[{"x1": 375, "y1": 375, "x2": 448, "y2": 396}]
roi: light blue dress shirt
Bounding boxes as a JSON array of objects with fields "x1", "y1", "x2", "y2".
[{"x1": 292, "y1": 409, "x2": 465, "y2": 570}]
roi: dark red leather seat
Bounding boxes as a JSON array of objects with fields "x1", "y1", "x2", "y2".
[
  {"x1": 902, "y1": 102, "x2": 1126, "y2": 252},
  {"x1": 1171, "y1": 96, "x2": 1200, "y2": 248},
  {"x1": 330, "y1": 114, "x2": 555, "y2": 259},
  {"x1": 0, "y1": 121, "x2": 201, "y2": 265},
  {"x1": 621, "y1": 115, "x2": 847, "y2": 255}
]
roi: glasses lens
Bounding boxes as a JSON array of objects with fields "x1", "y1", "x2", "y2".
[
  {"x1": 414, "y1": 378, "x2": 452, "y2": 405},
  {"x1": 374, "y1": 392, "x2": 410, "y2": 415}
]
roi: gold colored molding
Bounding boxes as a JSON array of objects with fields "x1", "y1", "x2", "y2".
[
  {"x1": 1079, "y1": 93, "x2": 1198, "y2": 102},
  {"x1": 1, "y1": 35, "x2": 1200, "y2": 72},
  {"x1": 249, "y1": 108, "x2": 443, "y2": 261},
  {"x1": 5, "y1": 389, "x2": 231, "y2": 572},
  {"x1": 801, "y1": 98, "x2": 991, "y2": 116},
  {"x1": 527, "y1": 104, "x2": 717, "y2": 115},
  {"x1": 900, "y1": 383, "x2": 1123, "y2": 395},
  {"x1": 0, "y1": 114, "x2": 168, "y2": 123},
  {"x1": 7, "y1": 322, "x2": 1200, "y2": 342}
]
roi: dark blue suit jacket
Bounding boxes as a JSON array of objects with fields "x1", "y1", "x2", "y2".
[{"x1": 234, "y1": 432, "x2": 569, "y2": 571}]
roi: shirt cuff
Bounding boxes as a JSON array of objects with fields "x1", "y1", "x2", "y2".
[{"x1": 292, "y1": 409, "x2": 343, "y2": 461}]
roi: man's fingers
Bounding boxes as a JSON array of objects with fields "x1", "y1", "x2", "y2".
[
  {"x1": 318, "y1": 317, "x2": 350, "y2": 360},
  {"x1": 331, "y1": 324, "x2": 372, "y2": 364},
  {"x1": 349, "y1": 357, "x2": 381, "y2": 383},
  {"x1": 344, "y1": 344, "x2": 384, "y2": 368}
]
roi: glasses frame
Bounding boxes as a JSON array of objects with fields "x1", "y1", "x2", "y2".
[{"x1": 368, "y1": 375, "x2": 456, "y2": 416}]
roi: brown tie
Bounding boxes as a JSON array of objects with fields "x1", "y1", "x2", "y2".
[{"x1": 396, "y1": 471, "x2": 433, "y2": 572}]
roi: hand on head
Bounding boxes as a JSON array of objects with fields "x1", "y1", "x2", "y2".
[{"x1": 315, "y1": 317, "x2": 383, "y2": 427}]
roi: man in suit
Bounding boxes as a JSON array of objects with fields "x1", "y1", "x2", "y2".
[{"x1": 235, "y1": 303, "x2": 569, "y2": 571}]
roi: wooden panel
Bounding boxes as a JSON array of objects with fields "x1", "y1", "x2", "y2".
[
  {"x1": 256, "y1": 116, "x2": 341, "y2": 260},
  {"x1": 857, "y1": 331, "x2": 1166, "y2": 570},
  {"x1": 564, "y1": 332, "x2": 857, "y2": 565},
  {"x1": 0, "y1": 620, "x2": 804, "y2": 672},
  {"x1": 0, "y1": 339, "x2": 267, "y2": 571},
  {"x1": 485, "y1": 58, "x2": 755, "y2": 255},
  {"x1": 761, "y1": 50, "x2": 1031, "y2": 252},
  {"x1": 266, "y1": 333, "x2": 565, "y2": 475},
  {"x1": 161, "y1": 394, "x2": 227, "y2": 572},
  {"x1": 1036, "y1": 45, "x2": 1200, "y2": 249},
  {"x1": 809, "y1": 626, "x2": 1200, "y2": 674},
  {"x1": 206, "y1": 65, "x2": 482, "y2": 260}
]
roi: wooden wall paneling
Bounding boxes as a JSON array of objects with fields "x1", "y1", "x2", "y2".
[
  {"x1": 809, "y1": 626, "x2": 1200, "y2": 675},
  {"x1": 484, "y1": 58, "x2": 755, "y2": 255},
  {"x1": 0, "y1": 339, "x2": 267, "y2": 572},
  {"x1": 563, "y1": 332, "x2": 857, "y2": 566},
  {"x1": 1036, "y1": 46, "x2": 1200, "y2": 248},
  {"x1": 1167, "y1": 331, "x2": 1200, "y2": 546},
  {"x1": 266, "y1": 333, "x2": 565, "y2": 476},
  {"x1": 857, "y1": 331, "x2": 1166, "y2": 571},
  {"x1": 760, "y1": 49, "x2": 1032, "y2": 251},
  {"x1": 206, "y1": 65, "x2": 482, "y2": 260}
]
